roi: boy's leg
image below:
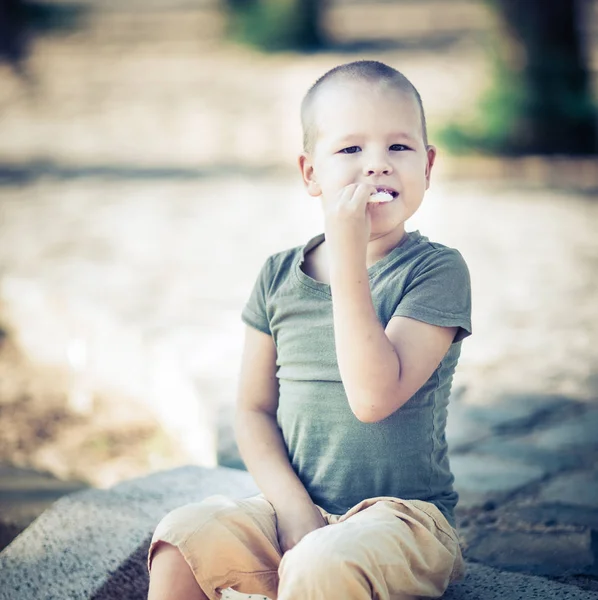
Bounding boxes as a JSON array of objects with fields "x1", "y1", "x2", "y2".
[
  {"x1": 148, "y1": 542, "x2": 209, "y2": 600},
  {"x1": 277, "y1": 497, "x2": 464, "y2": 600},
  {"x1": 147, "y1": 495, "x2": 281, "y2": 600}
]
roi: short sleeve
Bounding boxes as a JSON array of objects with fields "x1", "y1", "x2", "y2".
[
  {"x1": 392, "y1": 248, "x2": 472, "y2": 343},
  {"x1": 241, "y1": 256, "x2": 273, "y2": 335}
]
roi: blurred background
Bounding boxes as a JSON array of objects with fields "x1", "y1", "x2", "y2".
[{"x1": 0, "y1": 0, "x2": 597, "y2": 556}]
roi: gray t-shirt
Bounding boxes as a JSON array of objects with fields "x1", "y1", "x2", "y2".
[{"x1": 241, "y1": 230, "x2": 472, "y2": 527}]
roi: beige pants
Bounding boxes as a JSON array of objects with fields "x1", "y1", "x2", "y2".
[{"x1": 148, "y1": 494, "x2": 465, "y2": 600}]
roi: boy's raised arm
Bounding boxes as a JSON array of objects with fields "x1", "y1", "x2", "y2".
[
  {"x1": 234, "y1": 325, "x2": 326, "y2": 551},
  {"x1": 324, "y1": 183, "x2": 457, "y2": 423},
  {"x1": 331, "y1": 275, "x2": 456, "y2": 423}
]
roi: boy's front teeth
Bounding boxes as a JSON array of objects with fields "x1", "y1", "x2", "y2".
[{"x1": 368, "y1": 191, "x2": 394, "y2": 203}]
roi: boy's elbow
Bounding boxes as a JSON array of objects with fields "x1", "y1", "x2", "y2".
[
  {"x1": 352, "y1": 408, "x2": 385, "y2": 423},
  {"x1": 350, "y1": 394, "x2": 406, "y2": 423}
]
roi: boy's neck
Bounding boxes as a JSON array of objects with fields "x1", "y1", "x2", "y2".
[
  {"x1": 310, "y1": 227, "x2": 408, "y2": 281},
  {"x1": 365, "y1": 226, "x2": 407, "y2": 268}
]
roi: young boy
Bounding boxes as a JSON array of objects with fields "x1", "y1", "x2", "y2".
[{"x1": 147, "y1": 60, "x2": 472, "y2": 600}]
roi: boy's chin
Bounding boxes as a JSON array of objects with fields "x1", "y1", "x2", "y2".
[{"x1": 369, "y1": 221, "x2": 406, "y2": 235}]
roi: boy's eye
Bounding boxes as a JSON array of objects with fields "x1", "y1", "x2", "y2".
[
  {"x1": 340, "y1": 146, "x2": 360, "y2": 154},
  {"x1": 390, "y1": 144, "x2": 409, "y2": 151}
]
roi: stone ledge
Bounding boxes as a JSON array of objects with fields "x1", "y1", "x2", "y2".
[
  {"x1": 0, "y1": 466, "x2": 259, "y2": 600},
  {"x1": 1, "y1": 466, "x2": 597, "y2": 600}
]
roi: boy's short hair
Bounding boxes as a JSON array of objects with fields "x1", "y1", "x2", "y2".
[{"x1": 301, "y1": 60, "x2": 428, "y2": 153}]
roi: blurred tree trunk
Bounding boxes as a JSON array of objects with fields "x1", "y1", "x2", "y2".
[
  {"x1": 0, "y1": 0, "x2": 28, "y2": 71},
  {"x1": 224, "y1": 0, "x2": 326, "y2": 51},
  {"x1": 1, "y1": 0, "x2": 85, "y2": 74},
  {"x1": 492, "y1": 0, "x2": 597, "y2": 154}
]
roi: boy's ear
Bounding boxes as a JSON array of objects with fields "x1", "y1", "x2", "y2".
[
  {"x1": 425, "y1": 145, "x2": 437, "y2": 190},
  {"x1": 298, "y1": 153, "x2": 321, "y2": 197}
]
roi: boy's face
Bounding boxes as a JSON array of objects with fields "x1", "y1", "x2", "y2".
[{"x1": 299, "y1": 80, "x2": 436, "y2": 238}]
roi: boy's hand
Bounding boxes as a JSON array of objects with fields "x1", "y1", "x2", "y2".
[
  {"x1": 275, "y1": 500, "x2": 327, "y2": 554},
  {"x1": 322, "y1": 183, "x2": 377, "y2": 258}
]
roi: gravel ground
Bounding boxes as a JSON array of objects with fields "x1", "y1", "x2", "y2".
[{"x1": 0, "y1": 174, "x2": 596, "y2": 486}]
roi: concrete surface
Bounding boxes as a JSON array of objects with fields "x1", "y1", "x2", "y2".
[
  {"x1": 1, "y1": 466, "x2": 598, "y2": 600},
  {"x1": 0, "y1": 465, "x2": 88, "y2": 552},
  {"x1": 0, "y1": 466, "x2": 259, "y2": 600}
]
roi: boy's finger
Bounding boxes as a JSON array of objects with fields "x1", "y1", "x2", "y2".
[
  {"x1": 328, "y1": 184, "x2": 358, "y2": 211},
  {"x1": 349, "y1": 183, "x2": 377, "y2": 208},
  {"x1": 323, "y1": 184, "x2": 353, "y2": 208},
  {"x1": 341, "y1": 183, "x2": 359, "y2": 202}
]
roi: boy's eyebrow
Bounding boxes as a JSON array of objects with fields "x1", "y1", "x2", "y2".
[
  {"x1": 334, "y1": 132, "x2": 418, "y2": 144},
  {"x1": 388, "y1": 131, "x2": 418, "y2": 142}
]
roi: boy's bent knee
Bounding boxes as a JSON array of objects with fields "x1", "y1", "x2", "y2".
[
  {"x1": 149, "y1": 496, "x2": 241, "y2": 571},
  {"x1": 152, "y1": 495, "x2": 243, "y2": 547},
  {"x1": 149, "y1": 494, "x2": 281, "y2": 596},
  {"x1": 157, "y1": 495, "x2": 237, "y2": 532}
]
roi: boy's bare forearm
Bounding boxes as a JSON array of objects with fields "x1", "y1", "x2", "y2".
[
  {"x1": 234, "y1": 407, "x2": 314, "y2": 511},
  {"x1": 329, "y1": 256, "x2": 403, "y2": 420}
]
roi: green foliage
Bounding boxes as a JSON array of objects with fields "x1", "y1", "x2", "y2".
[
  {"x1": 438, "y1": 59, "x2": 597, "y2": 156},
  {"x1": 1, "y1": 1, "x2": 88, "y2": 67},
  {"x1": 22, "y1": 1, "x2": 88, "y2": 34},
  {"x1": 225, "y1": 0, "x2": 321, "y2": 51},
  {"x1": 436, "y1": 61, "x2": 527, "y2": 155},
  {"x1": 438, "y1": 0, "x2": 597, "y2": 155}
]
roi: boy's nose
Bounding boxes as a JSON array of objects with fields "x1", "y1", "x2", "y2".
[
  {"x1": 364, "y1": 157, "x2": 393, "y2": 176},
  {"x1": 366, "y1": 166, "x2": 392, "y2": 175}
]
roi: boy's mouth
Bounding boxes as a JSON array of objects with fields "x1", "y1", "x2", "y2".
[
  {"x1": 368, "y1": 187, "x2": 398, "y2": 203},
  {"x1": 375, "y1": 186, "x2": 398, "y2": 198}
]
